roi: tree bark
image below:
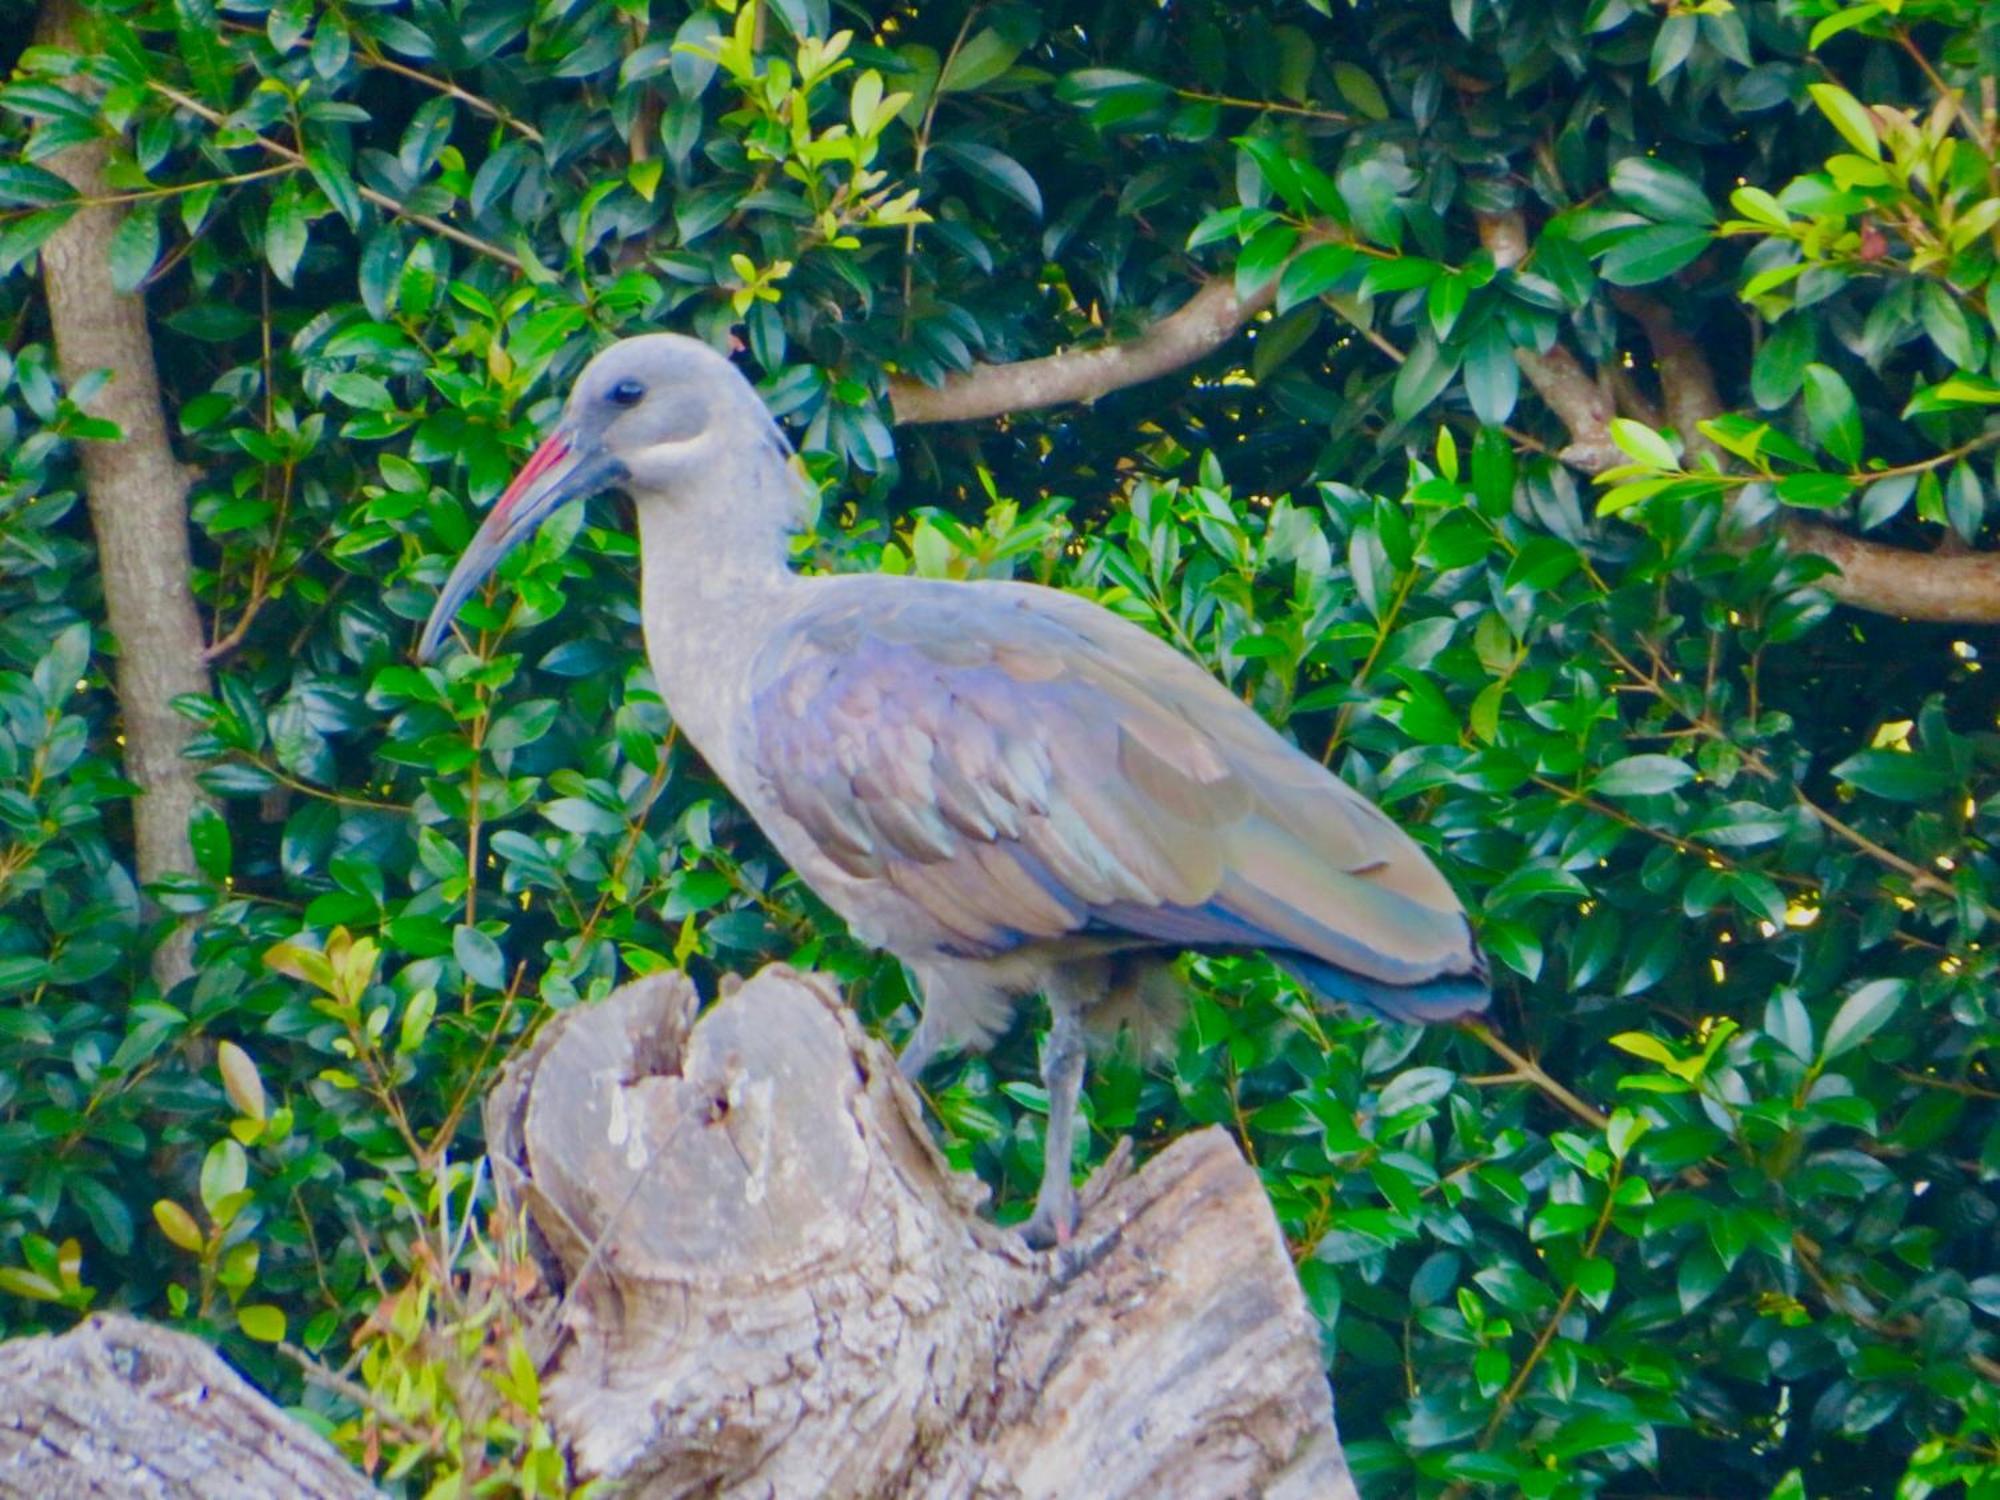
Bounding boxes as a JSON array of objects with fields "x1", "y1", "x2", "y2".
[
  {"x1": 890, "y1": 273, "x2": 1278, "y2": 425},
  {"x1": 1475, "y1": 209, "x2": 2000, "y2": 624},
  {"x1": 0, "y1": 966, "x2": 1354, "y2": 1499},
  {"x1": 489, "y1": 964, "x2": 1354, "y2": 1499},
  {"x1": 897, "y1": 206, "x2": 2000, "y2": 625},
  {"x1": 37, "y1": 0, "x2": 213, "y2": 991},
  {"x1": 0, "y1": 1313, "x2": 377, "y2": 1500}
]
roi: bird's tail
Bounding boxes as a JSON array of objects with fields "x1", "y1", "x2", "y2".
[{"x1": 1275, "y1": 953, "x2": 1491, "y2": 1026}]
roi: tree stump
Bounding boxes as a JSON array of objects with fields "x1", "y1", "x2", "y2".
[
  {"x1": 0, "y1": 965, "x2": 1354, "y2": 1499},
  {"x1": 486, "y1": 964, "x2": 1354, "y2": 1499}
]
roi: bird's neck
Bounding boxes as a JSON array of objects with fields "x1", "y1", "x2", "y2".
[{"x1": 632, "y1": 460, "x2": 805, "y2": 773}]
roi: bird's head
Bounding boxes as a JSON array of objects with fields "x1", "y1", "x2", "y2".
[{"x1": 417, "y1": 333, "x2": 786, "y2": 661}]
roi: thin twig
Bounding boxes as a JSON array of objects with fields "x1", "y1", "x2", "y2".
[
  {"x1": 1799, "y1": 793, "x2": 2000, "y2": 922},
  {"x1": 356, "y1": 48, "x2": 546, "y2": 144},
  {"x1": 275, "y1": 1340, "x2": 432, "y2": 1446},
  {"x1": 1459, "y1": 1019, "x2": 1609, "y2": 1130},
  {"x1": 1176, "y1": 88, "x2": 1353, "y2": 125},
  {"x1": 147, "y1": 81, "x2": 525, "y2": 271},
  {"x1": 1793, "y1": 1233, "x2": 2000, "y2": 1384}
]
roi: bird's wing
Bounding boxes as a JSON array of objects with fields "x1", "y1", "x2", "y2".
[{"x1": 747, "y1": 581, "x2": 1483, "y2": 1009}]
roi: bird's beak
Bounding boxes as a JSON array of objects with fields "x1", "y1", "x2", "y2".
[{"x1": 416, "y1": 427, "x2": 622, "y2": 661}]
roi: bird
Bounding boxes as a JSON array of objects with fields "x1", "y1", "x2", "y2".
[{"x1": 419, "y1": 333, "x2": 1490, "y2": 1248}]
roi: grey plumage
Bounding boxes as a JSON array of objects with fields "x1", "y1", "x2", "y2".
[{"x1": 420, "y1": 334, "x2": 1490, "y2": 1246}]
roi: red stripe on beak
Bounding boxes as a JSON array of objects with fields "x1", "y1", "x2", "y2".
[{"x1": 492, "y1": 431, "x2": 573, "y2": 526}]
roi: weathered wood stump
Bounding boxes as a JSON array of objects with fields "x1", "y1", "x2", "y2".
[
  {"x1": 0, "y1": 965, "x2": 1354, "y2": 1499},
  {"x1": 487, "y1": 965, "x2": 1352, "y2": 1498}
]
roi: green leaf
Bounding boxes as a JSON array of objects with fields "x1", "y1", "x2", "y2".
[
  {"x1": 1830, "y1": 748, "x2": 1950, "y2": 802},
  {"x1": 487, "y1": 699, "x2": 559, "y2": 752},
  {"x1": 1608, "y1": 418, "x2": 1677, "y2": 469},
  {"x1": 1481, "y1": 919, "x2": 1542, "y2": 980},
  {"x1": 1274, "y1": 243, "x2": 1357, "y2": 314},
  {"x1": 453, "y1": 924, "x2": 506, "y2": 989},
  {"x1": 153, "y1": 1199, "x2": 204, "y2": 1253},
  {"x1": 107, "y1": 206, "x2": 160, "y2": 293},
  {"x1": 1592, "y1": 754, "x2": 1694, "y2": 798},
  {"x1": 1598, "y1": 223, "x2": 1711, "y2": 286},
  {"x1": 1610, "y1": 156, "x2": 1715, "y2": 224},
  {"x1": 1234, "y1": 222, "x2": 1299, "y2": 300},
  {"x1": 1751, "y1": 316, "x2": 1815, "y2": 410},
  {"x1": 1904, "y1": 376, "x2": 2000, "y2": 414},
  {"x1": 0, "y1": 205, "x2": 77, "y2": 275},
  {"x1": 1918, "y1": 283, "x2": 1977, "y2": 368},
  {"x1": 1775, "y1": 472, "x2": 1853, "y2": 509},
  {"x1": 1331, "y1": 62, "x2": 1388, "y2": 120},
  {"x1": 1427, "y1": 273, "x2": 1467, "y2": 340},
  {"x1": 1801, "y1": 364, "x2": 1862, "y2": 467},
  {"x1": 1337, "y1": 154, "x2": 1405, "y2": 249},
  {"x1": 199, "y1": 1139, "x2": 247, "y2": 1219},
  {"x1": 1808, "y1": 83, "x2": 1881, "y2": 160},
  {"x1": 1809, "y1": 6, "x2": 1883, "y2": 49},
  {"x1": 1378, "y1": 1066, "x2": 1455, "y2": 1116},
  {"x1": 264, "y1": 179, "x2": 308, "y2": 286},
  {"x1": 1485, "y1": 863, "x2": 1589, "y2": 911},
  {"x1": 0, "y1": 1268, "x2": 63, "y2": 1303},
  {"x1": 1649, "y1": 13, "x2": 1696, "y2": 81},
  {"x1": 67, "y1": 1174, "x2": 134, "y2": 1256},
  {"x1": 237, "y1": 1304, "x2": 287, "y2": 1343},
  {"x1": 1822, "y1": 979, "x2": 1906, "y2": 1061},
  {"x1": 0, "y1": 160, "x2": 77, "y2": 208},
  {"x1": 1392, "y1": 332, "x2": 1459, "y2": 423},
  {"x1": 171, "y1": 0, "x2": 233, "y2": 100},
  {"x1": 933, "y1": 141, "x2": 1041, "y2": 218},
  {"x1": 1857, "y1": 474, "x2": 1915, "y2": 530},
  {"x1": 188, "y1": 804, "x2": 231, "y2": 882},
  {"x1": 304, "y1": 146, "x2": 363, "y2": 229},
  {"x1": 1471, "y1": 425, "x2": 1516, "y2": 516},
  {"x1": 1461, "y1": 323, "x2": 1518, "y2": 426},
  {"x1": 1944, "y1": 460, "x2": 1985, "y2": 541},
  {"x1": 939, "y1": 28, "x2": 1025, "y2": 94}
]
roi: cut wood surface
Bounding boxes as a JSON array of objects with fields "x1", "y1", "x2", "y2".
[{"x1": 0, "y1": 966, "x2": 1354, "y2": 1499}]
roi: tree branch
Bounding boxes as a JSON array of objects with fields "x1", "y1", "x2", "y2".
[
  {"x1": 889, "y1": 273, "x2": 1275, "y2": 424},
  {"x1": 1610, "y1": 290, "x2": 1723, "y2": 468},
  {"x1": 890, "y1": 204, "x2": 2000, "y2": 624},
  {"x1": 1477, "y1": 211, "x2": 2000, "y2": 625}
]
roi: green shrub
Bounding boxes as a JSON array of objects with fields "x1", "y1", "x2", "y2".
[{"x1": 0, "y1": 0, "x2": 1995, "y2": 1493}]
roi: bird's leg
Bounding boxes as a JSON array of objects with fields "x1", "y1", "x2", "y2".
[
  {"x1": 897, "y1": 1011, "x2": 941, "y2": 1083},
  {"x1": 1019, "y1": 991, "x2": 1087, "y2": 1250}
]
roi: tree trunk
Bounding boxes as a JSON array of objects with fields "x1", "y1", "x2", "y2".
[
  {"x1": 0, "y1": 966, "x2": 1354, "y2": 1498},
  {"x1": 0, "y1": 1313, "x2": 376, "y2": 1500},
  {"x1": 37, "y1": 0, "x2": 213, "y2": 992}
]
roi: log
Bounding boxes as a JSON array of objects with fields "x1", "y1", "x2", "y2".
[
  {"x1": 487, "y1": 964, "x2": 1354, "y2": 1499},
  {"x1": 0, "y1": 966, "x2": 1354, "y2": 1499},
  {"x1": 0, "y1": 1313, "x2": 375, "y2": 1500}
]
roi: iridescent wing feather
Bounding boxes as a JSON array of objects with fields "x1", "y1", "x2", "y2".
[{"x1": 748, "y1": 583, "x2": 1487, "y2": 1022}]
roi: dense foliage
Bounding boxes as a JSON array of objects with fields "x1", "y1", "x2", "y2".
[{"x1": 1, "y1": 0, "x2": 1997, "y2": 1494}]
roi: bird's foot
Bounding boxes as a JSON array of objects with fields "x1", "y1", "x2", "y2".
[{"x1": 1017, "y1": 1180, "x2": 1079, "y2": 1251}]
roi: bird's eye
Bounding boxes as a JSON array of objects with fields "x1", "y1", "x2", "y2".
[{"x1": 607, "y1": 378, "x2": 646, "y2": 407}]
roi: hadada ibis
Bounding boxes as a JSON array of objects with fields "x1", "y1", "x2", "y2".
[{"x1": 420, "y1": 334, "x2": 1489, "y2": 1247}]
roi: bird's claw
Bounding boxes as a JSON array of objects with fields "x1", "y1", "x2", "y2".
[{"x1": 1018, "y1": 1188, "x2": 1079, "y2": 1251}]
